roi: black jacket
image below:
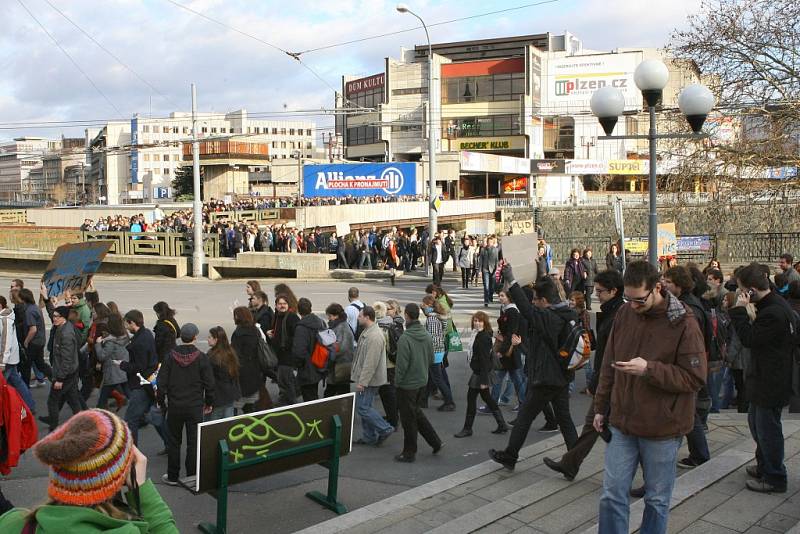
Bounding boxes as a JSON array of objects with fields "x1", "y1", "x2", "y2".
[
  {"x1": 208, "y1": 348, "x2": 242, "y2": 408},
  {"x1": 589, "y1": 295, "x2": 624, "y2": 394},
  {"x1": 158, "y1": 344, "x2": 215, "y2": 410},
  {"x1": 497, "y1": 304, "x2": 524, "y2": 370},
  {"x1": 270, "y1": 311, "x2": 300, "y2": 367},
  {"x1": 121, "y1": 327, "x2": 158, "y2": 391},
  {"x1": 292, "y1": 313, "x2": 326, "y2": 386},
  {"x1": 470, "y1": 330, "x2": 494, "y2": 386},
  {"x1": 253, "y1": 305, "x2": 274, "y2": 338},
  {"x1": 153, "y1": 319, "x2": 179, "y2": 364},
  {"x1": 231, "y1": 325, "x2": 263, "y2": 397},
  {"x1": 508, "y1": 282, "x2": 577, "y2": 387},
  {"x1": 679, "y1": 292, "x2": 711, "y2": 357},
  {"x1": 581, "y1": 257, "x2": 599, "y2": 286},
  {"x1": 51, "y1": 322, "x2": 81, "y2": 381},
  {"x1": 730, "y1": 291, "x2": 795, "y2": 408}
]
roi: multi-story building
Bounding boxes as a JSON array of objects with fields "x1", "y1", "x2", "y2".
[
  {"x1": 35, "y1": 138, "x2": 88, "y2": 203},
  {"x1": 89, "y1": 109, "x2": 316, "y2": 204},
  {"x1": 338, "y1": 32, "x2": 704, "y2": 201},
  {"x1": 0, "y1": 137, "x2": 57, "y2": 201}
]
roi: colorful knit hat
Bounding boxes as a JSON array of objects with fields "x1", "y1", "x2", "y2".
[{"x1": 33, "y1": 409, "x2": 134, "y2": 506}]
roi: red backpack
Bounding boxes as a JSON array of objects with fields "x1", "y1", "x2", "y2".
[{"x1": 0, "y1": 373, "x2": 38, "y2": 475}]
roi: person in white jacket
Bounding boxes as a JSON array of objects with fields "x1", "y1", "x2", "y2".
[{"x1": 0, "y1": 296, "x2": 35, "y2": 412}]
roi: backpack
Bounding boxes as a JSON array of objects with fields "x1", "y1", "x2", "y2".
[
  {"x1": 556, "y1": 318, "x2": 592, "y2": 371},
  {"x1": 311, "y1": 329, "x2": 338, "y2": 370},
  {"x1": 381, "y1": 321, "x2": 404, "y2": 364},
  {"x1": 349, "y1": 303, "x2": 365, "y2": 340}
]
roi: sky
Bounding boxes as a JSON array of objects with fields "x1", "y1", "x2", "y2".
[{"x1": 0, "y1": 0, "x2": 704, "y2": 143}]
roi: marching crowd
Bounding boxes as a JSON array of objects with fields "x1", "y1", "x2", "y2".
[{"x1": 0, "y1": 245, "x2": 798, "y2": 533}]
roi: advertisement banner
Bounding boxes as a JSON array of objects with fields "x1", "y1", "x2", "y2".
[
  {"x1": 608, "y1": 159, "x2": 650, "y2": 175},
  {"x1": 565, "y1": 159, "x2": 608, "y2": 174},
  {"x1": 452, "y1": 136, "x2": 525, "y2": 152},
  {"x1": 547, "y1": 52, "x2": 640, "y2": 111},
  {"x1": 503, "y1": 176, "x2": 528, "y2": 194},
  {"x1": 303, "y1": 163, "x2": 417, "y2": 198},
  {"x1": 345, "y1": 73, "x2": 385, "y2": 96},
  {"x1": 677, "y1": 235, "x2": 712, "y2": 252},
  {"x1": 623, "y1": 238, "x2": 648, "y2": 254},
  {"x1": 531, "y1": 159, "x2": 566, "y2": 174},
  {"x1": 460, "y1": 151, "x2": 529, "y2": 174}
]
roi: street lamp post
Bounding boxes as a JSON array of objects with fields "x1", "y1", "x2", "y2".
[
  {"x1": 397, "y1": 3, "x2": 437, "y2": 273},
  {"x1": 590, "y1": 59, "x2": 714, "y2": 266}
]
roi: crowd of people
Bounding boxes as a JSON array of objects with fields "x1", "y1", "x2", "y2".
[{"x1": 1, "y1": 245, "x2": 798, "y2": 533}]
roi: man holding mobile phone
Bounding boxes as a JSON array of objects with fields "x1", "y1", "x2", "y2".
[{"x1": 593, "y1": 261, "x2": 706, "y2": 534}]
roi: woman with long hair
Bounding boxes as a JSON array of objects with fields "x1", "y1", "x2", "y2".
[
  {"x1": 94, "y1": 314, "x2": 130, "y2": 411},
  {"x1": 455, "y1": 311, "x2": 507, "y2": 437},
  {"x1": 269, "y1": 294, "x2": 300, "y2": 406},
  {"x1": 421, "y1": 295, "x2": 455, "y2": 411},
  {"x1": 245, "y1": 280, "x2": 262, "y2": 310},
  {"x1": 0, "y1": 410, "x2": 177, "y2": 532},
  {"x1": 605, "y1": 243, "x2": 624, "y2": 274},
  {"x1": 323, "y1": 303, "x2": 355, "y2": 398},
  {"x1": 152, "y1": 301, "x2": 179, "y2": 365},
  {"x1": 569, "y1": 291, "x2": 593, "y2": 394},
  {"x1": 230, "y1": 307, "x2": 266, "y2": 414},
  {"x1": 206, "y1": 326, "x2": 241, "y2": 420},
  {"x1": 564, "y1": 248, "x2": 586, "y2": 293}
]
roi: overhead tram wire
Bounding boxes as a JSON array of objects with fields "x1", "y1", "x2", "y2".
[
  {"x1": 15, "y1": 0, "x2": 123, "y2": 118},
  {"x1": 42, "y1": 0, "x2": 180, "y2": 110},
  {"x1": 294, "y1": 0, "x2": 562, "y2": 55}
]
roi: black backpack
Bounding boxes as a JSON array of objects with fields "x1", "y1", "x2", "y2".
[{"x1": 385, "y1": 321, "x2": 404, "y2": 364}]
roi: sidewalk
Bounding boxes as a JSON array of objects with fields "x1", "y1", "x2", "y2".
[{"x1": 297, "y1": 413, "x2": 800, "y2": 534}]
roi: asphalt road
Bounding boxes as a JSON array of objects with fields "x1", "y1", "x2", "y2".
[{"x1": 0, "y1": 271, "x2": 594, "y2": 534}]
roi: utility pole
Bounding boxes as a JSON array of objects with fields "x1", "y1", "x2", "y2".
[{"x1": 191, "y1": 84, "x2": 204, "y2": 278}]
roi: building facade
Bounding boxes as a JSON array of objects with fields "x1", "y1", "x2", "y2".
[
  {"x1": 0, "y1": 137, "x2": 56, "y2": 201},
  {"x1": 89, "y1": 109, "x2": 316, "y2": 204}
]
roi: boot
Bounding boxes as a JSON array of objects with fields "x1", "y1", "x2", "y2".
[
  {"x1": 491, "y1": 410, "x2": 509, "y2": 434},
  {"x1": 454, "y1": 415, "x2": 474, "y2": 438},
  {"x1": 111, "y1": 389, "x2": 127, "y2": 412},
  {"x1": 391, "y1": 274, "x2": 396, "y2": 286}
]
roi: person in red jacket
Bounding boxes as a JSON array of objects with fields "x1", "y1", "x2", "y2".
[{"x1": 0, "y1": 370, "x2": 38, "y2": 513}]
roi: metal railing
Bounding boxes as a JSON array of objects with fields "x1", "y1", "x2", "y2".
[
  {"x1": 82, "y1": 231, "x2": 220, "y2": 258},
  {"x1": 0, "y1": 210, "x2": 27, "y2": 224},
  {"x1": 727, "y1": 233, "x2": 800, "y2": 264},
  {"x1": 208, "y1": 209, "x2": 280, "y2": 224},
  {"x1": 495, "y1": 198, "x2": 531, "y2": 209}
]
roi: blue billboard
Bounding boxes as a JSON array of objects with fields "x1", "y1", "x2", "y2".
[
  {"x1": 130, "y1": 117, "x2": 139, "y2": 184},
  {"x1": 303, "y1": 162, "x2": 417, "y2": 198}
]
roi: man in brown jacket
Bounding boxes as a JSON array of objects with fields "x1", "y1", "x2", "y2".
[{"x1": 594, "y1": 261, "x2": 706, "y2": 534}]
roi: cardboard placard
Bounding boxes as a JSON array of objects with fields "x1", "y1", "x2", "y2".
[
  {"x1": 195, "y1": 394, "x2": 355, "y2": 493},
  {"x1": 500, "y1": 234, "x2": 540, "y2": 286},
  {"x1": 657, "y1": 222, "x2": 678, "y2": 258},
  {"x1": 42, "y1": 241, "x2": 113, "y2": 298},
  {"x1": 335, "y1": 222, "x2": 350, "y2": 237}
]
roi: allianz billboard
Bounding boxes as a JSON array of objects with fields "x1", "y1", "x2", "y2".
[{"x1": 303, "y1": 162, "x2": 417, "y2": 198}]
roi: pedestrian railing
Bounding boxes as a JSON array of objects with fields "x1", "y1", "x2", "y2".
[
  {"x1": 82, "y1": 231, "x2": 220, "y2": 258},
  {"x1": 496, "y1": 198, "x2": 531, "y2": 209},
  {"x1": 0, "y1": 209, "x2": 27, "y2": 224},
  {"x1": 727, "y1": 233, "x2": 800, "y2": 264},
  {"x1": 208, "y1": 209, "x2": 280, "y2": 224}
]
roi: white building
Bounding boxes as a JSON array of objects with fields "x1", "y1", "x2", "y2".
[
  {"x1": 89, "y1": 109, "x2": 316, "y2": 204},
  {"x1": 0, "y1": 137, "x2": 58, "y2": 201}
]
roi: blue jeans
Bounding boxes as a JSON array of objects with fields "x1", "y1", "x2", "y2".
[
  {"x1": 124, "y1": 388, "x2": 153, "y2": 445},
  {"x1": 599, "y1": 426, "x2": 681, "y2": 534},
  {"x1": 482, "y1": 272, "x2": 496, "y2": 304},
  {"x1": 685, "y1": 410, "x2": 710, "y2": 464},
  {"x1": 356, "y1": 387, "x2": 394, "y2": 443},
  {"x1": 205, "y1": 405, "x2": 235, "y2": 422},
  {"x1": 748, "y1": 404, "x2": 787, "y2": 488},
  {"x1": 428, "y1": 363, "x2": 454, "y2": 404},
  {"x1": 3, "y1": 365, "x2": 35, "y2": 413},
  {"x1": 147, "y1": 404, "x2": 172, "y2": 448},
  {"x1": 491, "y1": 368, "x2": 526, "y2": 405}
]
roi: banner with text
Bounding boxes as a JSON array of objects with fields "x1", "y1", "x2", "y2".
[
  {"x1": 43, "y1": 241, "x2": 113, "y2": 298},
  {"x1": 303, "y1": 163, "x2": 417, "y2": 198}
]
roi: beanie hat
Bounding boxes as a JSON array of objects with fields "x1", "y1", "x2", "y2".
[{"x1": 33, "y1": 409, "x2": 133, "y2": 506}]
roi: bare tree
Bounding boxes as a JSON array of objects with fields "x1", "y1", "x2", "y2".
[{"x1": 668, "y1": 0, "x2": 799, "y2": 195}]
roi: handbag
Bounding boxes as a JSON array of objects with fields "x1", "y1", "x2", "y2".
[
  {"x1": 256, "y1": 331, "x2": 278, "y2": 372},
  {"x1": 446, "y1": 330, "x2": 463, "y2": 352}
]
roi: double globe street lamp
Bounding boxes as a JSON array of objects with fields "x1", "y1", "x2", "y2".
[{"x1": 590, "y1": 58, "x2": 715, "y2": 265}]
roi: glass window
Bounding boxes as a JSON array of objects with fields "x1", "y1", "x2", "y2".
[
  {"x1": 306, "y1": 129, "x2": 312, "y2": 136},
  {"x1": 211, "y1": 127, "x2": 217, "y2": 134},
  {"x1": 281, "y1": 128, "x2": 286, "y2": 135},
  {"x1": 290, "y1": 129, "x2": 295, "y2": 135},
  {"x1": 494, "y1": 77, "x2": 511, "y2": 97},
  {"x1": 272, "y1": 128, "x2": 278, "y2": 134},
  {"x1": 164, "y1": 168, "x2": 170, "y2": 175},
  {"x1": 142, "y1": 125, "x2": 150, "y2": 133},
  {"x1": 445, "y1": 79, "x2": 458, "y2": 104}
]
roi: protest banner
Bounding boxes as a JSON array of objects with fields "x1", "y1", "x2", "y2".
[
  {"x1": 500, "y1": 233, "x2": 540, "y2": 286},
  {"x1": 657, "y1": 222, "x2": 678, "y2": 258},
  {"x1": 42, "y1": 241, "x2": 113, "y2": 298},
  {"x1": 194, "y1": 394, "x2": 355, "y2": 533}
]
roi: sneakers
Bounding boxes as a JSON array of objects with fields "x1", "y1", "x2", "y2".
[
  {"x1": 161, "y1": 474, "x2": 179, "y2": 486},
  {"x1": 488, "y1": 449, "x2": 516, "y2": 470},
  {"x1": 746, "y1": 465, "x2": 762, "y2": 479},
  {"x1": 375, "y1": 429, "x2": 394, "y2": 447},
  {"x1": 394, "y1": 454, "x2": 415, "y2": 463},
  {"x1": 678, "y1": 457, "x2": 704, "y2": 469},
  {"x1": 477, "y1": 405, "x2": 492, "y2": 415},
  {"x1": 538, "y1": 422, "x2": 559, "y2": 432},
  {"x1": 432, "y1": 442, "x2": 444, "y2": 454},
  {"x1": 746, "y1": 479, "x2": 786, "y2": 494},
  {"x1": 437, "y1": 403, "x2": 456, "y2": 412}
]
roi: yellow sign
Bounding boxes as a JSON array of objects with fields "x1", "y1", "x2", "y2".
[
  {"x1": 433, "y1": 197, "x2": 442, "y2": 212},
  {"x1": 453, "y1": 136, "x2": 526, "y2": 152},
  {"x1": 657, "y1": 222, "x2": 677, "y2": 258},
  {"x1": 624, "y1": 238, "x2": 648, "y2": 253},
  {"x1": 609, "y1": 159, "x2": 649, "y2": 175}
]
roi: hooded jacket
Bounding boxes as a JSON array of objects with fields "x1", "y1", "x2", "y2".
[
  {"x1": 0, "y1": 479, "x2": 178, "y2": 533},
  {"x1": 327, "y1": 317, "x2": 355, "y2": 385},
  {"x1": 157, "y1": 344, "x2": 215, "y2": 410},
  {"x1": 208, "y1": 347, "x2": 241, "y2": 408},
  {"x1": 0, "y1": 308, "x2": 20, "y2": 367},
  {"x1": 292, "y1": 313, "x2": 327, "y2": 386},
  {"x1": 231, "y1": 325, "x2": 263, "y2": 397},
  {"x1": 594, "y1": 290, "x2": 706, "y2": 439},
  {"x1": 350, "y1": 323, "x2": 388, "y2": 388},
  {"x1": 94, "y1": 335, "x2": 129, "y2": 386},
  {"x1": 588, "y1": 294, "x2": 624, "y2": 394},
  {"x1": 72, "y1": 298, "x2": 92, "y2": 341},
  {"x1": 395, "y1": 321, "x2": 433, "y2": 389}
]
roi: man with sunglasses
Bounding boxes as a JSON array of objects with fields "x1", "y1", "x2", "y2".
[{"x1": 594, "y1": 261, "x2": 706, "y2": 534}]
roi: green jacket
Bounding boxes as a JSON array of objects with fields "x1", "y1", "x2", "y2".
[
  {"x1": 0, "y1": 480, "x2": 178, "y2": 533},
  {"x1": 73, "y1": 298, "x2": 92, "y2": 341},
  {"x1": 395, "y1": 321, "x2": 433, "y2": 390}
]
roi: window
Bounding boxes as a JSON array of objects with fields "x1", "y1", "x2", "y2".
[
  {"x1": 306, "y1": 142, "x2": 312, "y2": 149},
  {"x1": 172, "y1": 127, "x2": 179, "y2": 134},
  {"x1": 163, "y1": 154, "x2": 170, "y2": 161},
  {"x1": 254, "y1": 127, "x2": 260, "y2": 134},
  {"x1": 173, "y1": 154, "x2": 179, "y2": 161},
  {"x1": 201, "y1": 127, "x2": 208, "y2": 134},
  {"x1": 392, "y1": 87, "x2": 428, "y2": 96},
  {"x1": 272, "y1": 128, "x2": 278, "y2": 134},
  {"x1": 163, "y1": 126, "x2": 170, "y2": 133},
  {"x1": 442, "y1": 72, "x2": 526, "y2": 104},
  {"x1": 211, "y1": 127, "x2": 217, "y2": 134},
  {"x1": 442, "y1": 114, "x2": 522, "y2": 138},
  {"x1": 281, "y1": 141, "x2": 286, "y2": 148},
  {"x1": 289, "y1": 129, "x2": 295, "y2": 135},
  {"x1": 182, "y1": 127, "x2": 189, "y2": 134},
  {"x1": 272, "y1": 141, "x2": 277, "y2": 148},
  {"x1": 280, "y1": 128, "x2": 286, "y2": 135},
  {"x1": 143, "y1": 154, "x2": 150, "y2": 162},
  {"x1": 346, "y1": 125, "x2": 380, "y2": 146},
  {"x1": 347, "y1": 86, "x2": 383, "y2": 108},
  {"x1": 306, "y1": 129, "x2": 312, "y2": 136},
  {"x1": 220, "y1": 127, "x2": 226, "y2": 134},
  {"x1": 142, "y1": 125, "x2": 150, "y2": 133},
  {"x1": 163, "y1": 168, "x2": 170, "y2": 175},
  {"x1": 290, "y1": 141, "x2": 296, "y2": 149},
  {"x1": 153, "y1": 168, "x2": 161, "y2": 174},
  {"x1": 543, "y1": 116, "x2": 575, "y2": 156}
]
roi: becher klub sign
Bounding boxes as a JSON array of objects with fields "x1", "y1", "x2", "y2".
[{"x1": 345, "y1": 73, "x2": 385, "y2": 95}]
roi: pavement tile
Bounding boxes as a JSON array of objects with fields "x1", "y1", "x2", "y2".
[
  {"x1": 472, "y1": 516, "x2": 527, "y2": 534},
  {"x1": 667, "y1": 489, "x2": 731, "y2": 534},
  {"x1": 346, "y1": 505, "x2": 422, "y2": 534},
  {"x1": 772, "y1": 500, "x2": 800, "y2": 520},
  {"x1": 510, "y1": 480, "x2": 599, "y2": 524},
  {"x1": 414, "y1": 492, "x2": 461, "y2": 512},
  {"x1": 377, "y1": 516, "x2": 435, "y2": 534},
  {"x1": 426, "y1": 499, "x2": 520, "y2": 534},
  {"x1": 679, "y1": 519, "x2": 740, "y2": 533},
  {"x1": 473, "y1": 471, "x2": 548, "y2": 501},
  {"x1": 757, "y1": 512, "x2": 798, "y2": 532},
  {"x1": 702, "y1": 488, "x2": 789, "y2": 532},
  {"x1": 512, "y1": 527, "x2": 548, "y2": 534},
  {"x1": 743, "y1": 527, "x2": 787, "y2": 534},
  {"x1": 437, "y1": 493, "x2": 493, "y2": 518},
  {"x1": 415, "y1": 507, "x2": 459, "y2": 529},
  {"x1": 533, "y1": 490, "x2": 606, "y2": 534},
  {"x1": 448, "y1": 472, "x2": 507, "y2": 497}
]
